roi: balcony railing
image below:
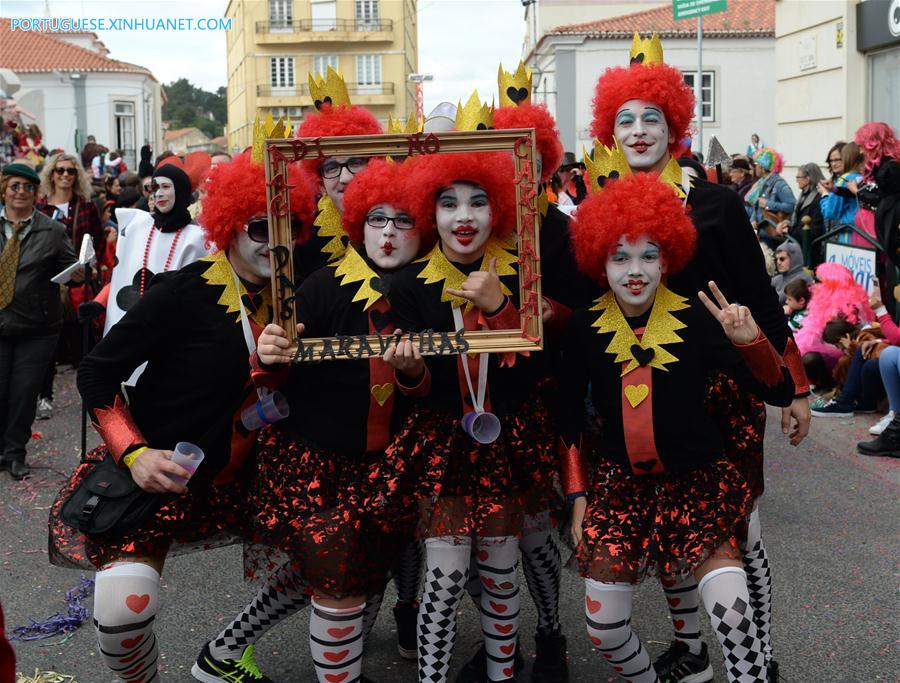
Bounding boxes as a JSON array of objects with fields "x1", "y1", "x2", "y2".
[
  {"x1": 257, "y1": 82, "x2": 395, "y2": 98},
  {"x1": 256, "y1": 18, "x2": 393, "y2": 34}
]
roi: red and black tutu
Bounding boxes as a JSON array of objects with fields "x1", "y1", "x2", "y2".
[
  {"x1": 243, "y1": 427, "x2": 401, "y2": 599},
  {"x1": 48, "y1": 445, "x2": 248, "y2": 570},
  {"x1": 371, "y1": 394, "x2": 558, "y2": 540},
  {"x1": 574, "y1": 456, "x2": 752, "y2": 584}
]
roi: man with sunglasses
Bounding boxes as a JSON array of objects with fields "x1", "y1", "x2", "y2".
[{"x1": 0, "y1": 163, "x2": 78, "y2": 480}]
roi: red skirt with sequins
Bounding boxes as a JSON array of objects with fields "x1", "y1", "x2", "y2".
[
  {"x1": 574, "y1": 457, "x2": 752, "y2": 584},
  {"x1": 370, "y1": 394, "x2": 558, "y2": 540},
  {"x1": 706, "y1": 371, "x2": 768, "y2": 499},
  {"x1": 243, "y1": 427, "x2": 401, "y2": 599},
  {"x1": 48, "y1": 445, "x2": 248, "y2": 570}
]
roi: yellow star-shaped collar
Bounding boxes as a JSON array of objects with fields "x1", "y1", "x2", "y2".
[
  {"x1": 199, "y1": 251, "x2": 271, "y2": 328},
  {"x1": 313, "y1": 194, "x2": 349, "y2": 262},
  {"x1": 331, "y1": 245, "x2": 384, "y2": 311},
  {"x1": 659, "y1": 156, "x2": 693, "y2": 199},
  {"x1": 415, "y1": 238, "x2": 517, "y2": 311}
]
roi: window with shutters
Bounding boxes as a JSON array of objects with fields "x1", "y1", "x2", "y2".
[{"x1": 356, "y1": 54, "x2": 382, "y2": 92}]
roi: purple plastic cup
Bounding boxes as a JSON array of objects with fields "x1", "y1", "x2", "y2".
[
  {"x1": 461, "y1": 410, "x2": 502, "y2": 444},
  {"x1": 241, "y1": 391, "x2": 290, "y2": 430},
  {"x1": 167, "y1": 441, "x2": 205, "y2": 486}
]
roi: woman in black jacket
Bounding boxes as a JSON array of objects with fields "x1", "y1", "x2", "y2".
[{"x1": 775, "y1": 162, "x2": 826, "y2": 265}]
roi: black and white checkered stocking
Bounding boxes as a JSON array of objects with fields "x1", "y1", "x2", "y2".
[
  {"x1": 362, "y1": 591, "x2": 384, "y2": 643},
  {"x1": 393, "y1": 540, "x2": 424, "y2": 606},
  {"x1": 583, "y1": 579, "x2": 659, "y2": 683},
  {"x1": 418, "y1": 537, "x2": 471, "y2": 683},
  {"x1": 210, "y1": 561, "x2": 309, "y2": 659},
  {"x1": 477, "y1": 536, "x2": 520, "y2": 681},
  {"x1": 520, "y1": 511, "x2": 562, "y2": 636},
  {"x1": 742, "y1": 509, "x2": 772, "y2": 662},
  {"x1": 659, "y1": 574, "x2": 703, "y2": 655},
  {"x1": 309, "y1": 599, "x2": 364, "y2": 683},
  {"x1": 699, "y1": 567, "x2": 767, "y2": 683}
]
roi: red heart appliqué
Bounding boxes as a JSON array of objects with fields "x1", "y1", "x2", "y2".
[
  {"x1": 324, "y1": 650, "x2": 350, "y2": 662},
  {"x1": 589, "y1": 636, "x2": 602, "y2": 646},
  {"x1": 119, "y1": 649, "x2": 142, "y2": 664},
  {"x1": 661, "y1": 577, "x2": 676, "y2": 588},
  {"x1": 120, "y1": 634, "x2": 143, "y2": 649},
  {"x1": 667, "y1": 597, "x2": 681, "y2": 607},
  {"x1": 481, "y1": 577, "x2": 496, "y2": 589},
  {"x1": 325, "y1": 674, "x2": 348, "y2": 683},
  {"x1": 327, "y1": 626, "x2": 355, "y2": 639},
  {"x1": 673, "y1": 619, "x2": 685, "y2": 630},
  {"x1": 500, "y1": 643, "x2": 515, "y2": 655},
  {"x1": 477, "y1": 550, "x2": 489, "y2": 562},
  {"x1": 125, "y1": 594, "x2": 150, "y2": 614},
  {"x1": 489, "y1": 601, "x2": 507, "y2": 613},
  {"x1": 503, "y1": 668, "x2": 514, "y2": 677},
  {"x1": 585, "y1": 596, "x2": 601, "y2": 614},
  {"x1": 495, "y1": 624, "x2": 514, "y2": 634},
  {"x1": 603, "y1": 653, "x2": 612, "y2": 659},
  {"x1": 614, "y1": 666, "x2": 623, "y2": 672}
]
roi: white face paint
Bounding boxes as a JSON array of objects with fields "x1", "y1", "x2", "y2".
[
  {"x1": 363, "y1": 203, "x2": 421, "y2": 270},
  {"x1": 435, "y1": 182, "x2": 492, "y2": 264},
  {"x1": 153, "y1": 177, "x2": 176, "y2": 214},
  {"x1": 231, "y1": 228, "x2": 272, "y2": 283},
  {"x1": 613, "y1": 99, "x2": 673, "y2": 172},
  {"x1": 605, "y1": 236, "x2": 664, "y2": 317}
]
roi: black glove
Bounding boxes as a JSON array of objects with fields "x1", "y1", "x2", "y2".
[{"x1": 78, "y1": 301, "x2": 105, "y2": 324}]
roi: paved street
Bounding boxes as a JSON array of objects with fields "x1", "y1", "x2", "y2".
[{"x1": 2, "y1": 366, "x2": 898, "y2": 682}]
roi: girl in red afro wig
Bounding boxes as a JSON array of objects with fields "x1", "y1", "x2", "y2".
[
  {"x1": 201, "y1": 151, "x2": 318, "y2": 252},
  {"x1": 559, "y1": 173, "x2": 794, "y2": 683},
  {"x1": 493, "y1": 104, "x2": 563, "y2": 183},
  {"x1": 342, "y1": 157, "x2": 424, "y2": 243}
]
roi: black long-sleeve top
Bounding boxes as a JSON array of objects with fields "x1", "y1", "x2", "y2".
[
  {"x1": 557, "y1": 291, "x2": 795, "y2": 481},
  {"x1": 540, "y1": 203, "x2": 597, "y2": 310}
]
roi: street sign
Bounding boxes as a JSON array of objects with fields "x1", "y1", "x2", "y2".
[{"x1": 673, "y1": 0, "x2": 727, "y2": 20}]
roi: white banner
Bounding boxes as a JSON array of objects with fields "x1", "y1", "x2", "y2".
[{"x1": 824, "y1": 241, "x2": 878, "y2": 292}]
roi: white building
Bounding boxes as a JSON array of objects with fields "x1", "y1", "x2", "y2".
[
  {"x1": 0, "y1": 18, "x2": 164, "y2": 170},
  {"x1": 527, "y1": 0, "x2": 776, "y2": 159}
]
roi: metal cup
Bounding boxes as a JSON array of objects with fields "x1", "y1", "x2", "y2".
[
  {"x1": 461, "y1": 410, "x2": 502, "y2": 444},
  {"x1": 241, "y1": 391, "x2": 290, "y2": 430}
]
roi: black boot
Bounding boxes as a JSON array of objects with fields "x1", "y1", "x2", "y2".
[
  {"x1": 768, "y1": 658, "x2": 780, "y2": 682},
  {"x1": 857, "y1": 412, "x2": 900, "y2": 457},
  {"x1": 531, "y1": 631, "x2": 568, "y2": 683}
]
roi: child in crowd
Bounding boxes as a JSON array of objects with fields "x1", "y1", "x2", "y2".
[
  {"x1": 784, "y1": 278, "x2": 810, "y2": 331},
  {"x1": 811, "y1": 318, "x2": 886, "y2": 417}
]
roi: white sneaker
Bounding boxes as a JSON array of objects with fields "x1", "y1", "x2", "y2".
[
  {"x1": 869, "y1": 411, "x2": 895, "y2": 435},
  {"x1": 36, "y1": 398, "x2": 52, "y2": 420}
]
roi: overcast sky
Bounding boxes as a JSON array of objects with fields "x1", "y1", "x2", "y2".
[{"x1": 3, "y1": 0, "x2": 527, "y2": 113}]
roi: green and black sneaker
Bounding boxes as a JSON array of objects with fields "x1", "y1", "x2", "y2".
[{"x1": 191, "y1": 642, "x2": 274, "y2": 683}]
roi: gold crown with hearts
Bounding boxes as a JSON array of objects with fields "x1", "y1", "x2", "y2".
[
  {"x1": 583, "y1": 138, "x2": 632, "y2": 192},
  {"x1": 308, "y1": 66, "x2": 352, "y2": 110},
  {"x1": 629, "y1": 32, "x2": 664, "y2": 65},
  {"x1": 498, "y1": 61, "x2": 532, "y2": 107}
]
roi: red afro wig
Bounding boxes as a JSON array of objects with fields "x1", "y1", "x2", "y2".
[
  {"x1": 342, "y1": 158, "x2": 424, "y2": 242},
  {"x1": 590, "y1": 64, "x2": 695, "y2": 154},
  {"x1": 570, "y1": 173, "x2": 696, "y2": 283},
  {"x1": 854, "y1": 122, "x2": 900, "y2": 178},
  {"x1": 493, "y1": 104, "x2": 563, "y2": 183},
  {"x1": 408, "y1": 151, "x2": 517, "y2": 239},
  {"x1": 201, "y1": 152, "x2": 318, "y2": 252},
  {"x1": 295, "y1": 104, "x2": 383, "y2": 173}
]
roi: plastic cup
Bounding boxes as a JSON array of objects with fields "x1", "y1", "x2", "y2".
[
  {"x1": 167, "y1": 441, "x2": 205, "y2": 486},
  {"x1": 461, "y1": 411, "x2": 502, "y2": 444},
  {"x1": 240, "y1": 391, "x2": 290, "y2": 430}
]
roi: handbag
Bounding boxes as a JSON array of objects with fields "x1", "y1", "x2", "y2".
[{"x1": 60, "y1": 453, "x2": 162, "y2": 536}]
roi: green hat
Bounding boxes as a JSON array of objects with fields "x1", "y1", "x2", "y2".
[{"x1": 2, "y1": 163, "x2": 41, "y2": 185}]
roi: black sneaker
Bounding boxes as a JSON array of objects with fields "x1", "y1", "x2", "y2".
[
  {"x1": 455, "y1": 642, "x2": 525, "y2": 683},
  {"x1": 191, "y1": 642, "x2": 274, "y2": 682},
  {"x1": 393, "y1": 601, "x2": 418, "y2": 660},
  {"x1": 768, "y1": 658, "x2": 780, "y2": 683},
  {"x1": 531, "y1": 631, "x2": 568, "y2": 683},
  {"x1": 654, "y1": 641, "x2": 713, "y2": 683}
]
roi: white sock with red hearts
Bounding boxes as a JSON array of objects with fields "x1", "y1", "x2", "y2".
[
  {"x1": 93, "y1": 562, "x2": 161, "y2": 683},
  {"x1": 660, "y1": 574, "x2": 703, "y2": 655},
  {"x1": 584, "y1": 579, "x2": 659, "y2": 683},
  {"x1": 477, "y1": 536, "x2": 521, "y2": 681},
  {"x1": 309, "y1": 598, "x2": 364, "y2": 683}
]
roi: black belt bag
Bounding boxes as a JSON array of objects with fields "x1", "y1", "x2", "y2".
[{"x1": 60, "y1": 454, "x2": 162, "y2": 536}]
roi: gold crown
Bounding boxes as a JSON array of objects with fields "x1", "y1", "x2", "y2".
[
  {"x1": 583, "y1": 138, "x2": 632, "y2": 192},
  {"x1": 629, "y1": 32, "x2": 664, "y2": 65},
  {"x1": 387, "y1": 112, "x2": 424, "y2": 134},
  {"x1": 498, "y1": 61, "x2": 532, "y2": 107},
  {"x1": 308, "y1": 66, "x2": 351, "y2": 110},
  {"x1": 252, "y1": 111, "x2": 293, "y2": 163},
  {"x1": 455, "y1": 91, "x2": 494, "y2": 131}
]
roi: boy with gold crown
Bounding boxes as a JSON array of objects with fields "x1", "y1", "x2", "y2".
[
  {"x1": 588, "y1": 33, "x2": 810, "y2": 682},
  {"x1": 560, "y1": 142, "x2": 794, "y2": 683}
]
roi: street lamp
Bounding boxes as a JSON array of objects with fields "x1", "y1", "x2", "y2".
[{"x1": 408, "y1": 73, "x2": 433, "y2": 121}]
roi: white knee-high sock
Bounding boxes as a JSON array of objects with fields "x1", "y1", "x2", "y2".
[
  {"x1": 659, "y1": 574, "x2": 703, "y2": 655},
  {"x1": 94, "y1": 562, "x2": 161, "y2": 683},
  {"x1": 519, "y1": 511, "x2": 562, "y2": 636},
  {"x1": 309, "y1": 599, "x2": 365, "y2": 683},
  {"x1": 477, "y1": 536, "x2": 521, "y2": 681},
  {"x1": 210, "y1": 561, "x2": 310, "y2": 659},
  {"x1": 584, "y1": 579, "x2": 658, "y2": 683},
  {"x1": 742, "y1": 509, "x2": 773, "y2": 663},
  {"x1": 699, "y1": 567, "x2": 767, "y2": 683},
  {"x1": 418, "y1": 537, "x2": 471, "y2": 683}
]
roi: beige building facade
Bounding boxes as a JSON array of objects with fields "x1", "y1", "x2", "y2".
[{"x1": 225, "y1": 0, "x2": 418, "y2": 153}]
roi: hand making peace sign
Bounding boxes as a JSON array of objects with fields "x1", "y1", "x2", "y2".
[{"x1": 698, "y1": 280, "x2": 760, "y2": 346}]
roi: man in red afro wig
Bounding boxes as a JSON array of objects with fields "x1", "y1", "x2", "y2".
[{"x1": 494, "y1": 104, "x2": 563, "y2": 184}]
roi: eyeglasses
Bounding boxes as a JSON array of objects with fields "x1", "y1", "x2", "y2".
[
  {"x1": 142, "y1": 183, "x2": 152, "y2": 192},
  {"x1": 796, "y1": 175, "x2": 808, "y2": 180},
  {"x1": 244, "y1": 216, "x2": 301, "y2": 243},
  {"x1": 365, "y1": 213, "x2": 415, "y2": 231},
  {"x1": 828, "y1": 157, "x2": 842, "y2": 164},
  {"x1": 7, "y1": 182, "x2": 35, "y2": 194},
  {"x1": 54, "y1": 167, "x2": 78, "y2": 177},
  {"x1": 320, "y1": 157, "x2": 368, "y2": 179}
]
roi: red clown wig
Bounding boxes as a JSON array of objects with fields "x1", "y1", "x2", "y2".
[
  {"x1": 201, "y1": 152, "x2": 318, "y2": 252},
  {"x1": 571, "y1": 173, "x2": 696, "y2": 283},
  {"x1": 493, "y1": 104, "x2": 563, "y2": 183},
  {"x1": 295, "y1": 104, "x2": 383, "y2": 173},
  {"x1": 590, "y1": 64, "x2": 695, "y2": 154},
  {"x1": 854, "y1": 122, "x2": 900, "y2": 178},
  {"x1": 409, "y1": 151, "x2": 517, "y2": 239},
  {"x1": 342, "y1": 158, "x2": 425, "y2": 242}
]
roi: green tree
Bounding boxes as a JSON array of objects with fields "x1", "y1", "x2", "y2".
[{"x1": 162, "y1": 79, "x2": 226, "y2": 136}]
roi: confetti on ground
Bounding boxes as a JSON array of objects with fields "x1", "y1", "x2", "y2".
[
  {"x1": 16, "y1": 670, "x2": 78, "y2": 683},
  {"x1": 10, "y1": 577, "x2": 93, "y2": 642},
  {"x1": 30, "y1": 432, "x2": 42, "y2": 439}
]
